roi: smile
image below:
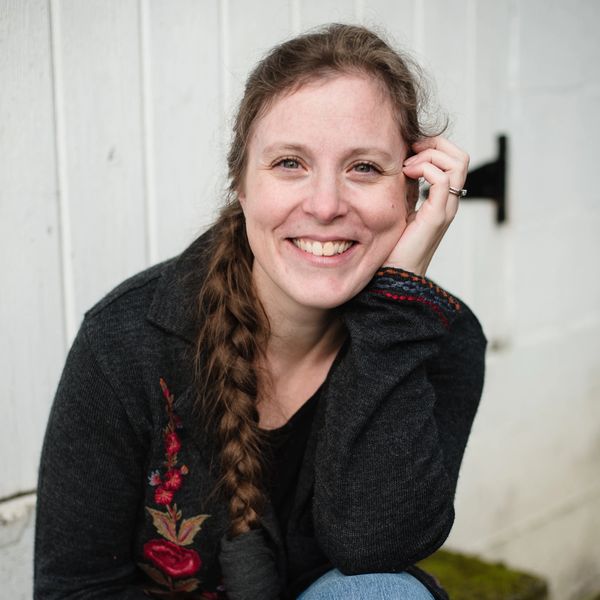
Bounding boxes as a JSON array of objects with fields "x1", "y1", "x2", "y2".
[{"x1": 291, "y1": 238, "x2": 354, "y2": 257}]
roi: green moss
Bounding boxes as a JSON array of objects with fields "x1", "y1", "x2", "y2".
[{"x1": 416, "y1": 549, "x2": 548, "y2": 600}]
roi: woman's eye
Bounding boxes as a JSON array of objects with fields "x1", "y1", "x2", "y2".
[
  {"x1": 353, "y1": 162, "x2": 381, "y2": 174},
  {"x1": 276, "y1": 157, "x2": 301, "y2": 169}
]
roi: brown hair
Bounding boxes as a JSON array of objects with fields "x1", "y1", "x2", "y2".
[{"x1": 195, "y1": 23, "x2": 444, "y2": 537}]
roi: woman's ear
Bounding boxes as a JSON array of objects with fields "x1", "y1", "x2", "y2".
[{"x1": 237, "y1": 188, "x2": 246, "y2": 210}]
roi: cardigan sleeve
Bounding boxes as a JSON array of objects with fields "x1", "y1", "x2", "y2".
[
  {"x1": 312, "y1": 268, "x2": 486, "y2": 574},
  {"x1": 34, "y1": 325, "x2": 150, "y2": 599}
]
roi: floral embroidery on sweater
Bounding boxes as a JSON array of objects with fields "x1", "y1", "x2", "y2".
[{"x1": 139, "y1": 379, "x2": 222, "y2": 599}]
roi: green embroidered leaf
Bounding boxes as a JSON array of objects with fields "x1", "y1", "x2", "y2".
[
  {"x1": 138, "y1": 562, "x2": 170, "y2": 587},
  {"x1": 177, "y1": 514, "x2": 210, "y2": 546},
  {"x1": 146, "y1": 507, "x2": 178, "y2": 543},
  {"x1": 174, "y1": 577, "x2": 200, "y2": 592}
]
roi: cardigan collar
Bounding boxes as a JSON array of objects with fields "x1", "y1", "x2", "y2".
[{"x1": 146, "y1": 229, "x2": 214, "y2": 344}]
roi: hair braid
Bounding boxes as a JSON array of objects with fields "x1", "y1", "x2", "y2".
[{"x1": 194, "y1": 201, "x2": 270, "y2": 537}]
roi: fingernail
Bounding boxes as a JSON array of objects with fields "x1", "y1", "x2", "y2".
[{"x1": 403, "y1": 156, "x2": 416, "y2": 165}]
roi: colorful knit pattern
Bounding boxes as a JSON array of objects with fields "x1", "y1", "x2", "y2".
[{"x1": 369, "y1": 267, "x2": 461, "y2": 327}]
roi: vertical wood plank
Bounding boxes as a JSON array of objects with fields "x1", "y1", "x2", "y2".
[
  {"x1": 361, "y1": 0, "x2": 416, "y2": 48},
  {"x1": 0, "y1": 0, "x2": 64, "y2": 497},
  {"x1": 416, "y1": 0, "x2": 473, "y2": 298},
  {"x1": 471, "y1": 0, "x2": 511, "y2": 161},
  {"x1": 225, "y1": 0, "x2": 294, "y2": 118},
  {"x1": 417, "y1": 0, "x2": 471, "y2": 142},
  {"x1": 52, "y1": 0, "x2": 147, "y2": 320},
  {"x1": 297, "y1": 0, "x2": 358, "y2": 30},
  {"x1": 467, "y1": 0, "x2": 512, "y2": 342},
  {"x1": 142, "y1": 0, "x2": 223, "y2": 261}
]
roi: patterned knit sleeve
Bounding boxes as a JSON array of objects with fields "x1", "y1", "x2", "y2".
[{"x1": 312, "y1": 267, "x2": 486, "y2": 575}]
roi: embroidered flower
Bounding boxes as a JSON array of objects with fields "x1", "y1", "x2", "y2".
[
  {"x1": 163, "y1": 468, "x2": 183, "y2": 491},
  {"x1": 148, "y1": 470, "x2": 162, "y2": 486},
  {"x1": 165, "y1": 431, "x2": 182, "y2": 456},
  {"x1": 143, "y1": 539, "x2": 202, "y2": 578},
  {"x1": 154, "y1": 486, "x2": 174, "y2": 505}
]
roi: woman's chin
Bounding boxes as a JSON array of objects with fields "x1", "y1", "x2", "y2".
[{"x1": 284, "y1": 279, "x2": 368, "y2": 312}]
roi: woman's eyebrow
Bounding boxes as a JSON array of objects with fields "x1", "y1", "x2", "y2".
[
  {"x1": 344, "y1": 147, "x2": 395, "y2": 162},
  {"x1": 261, "y1": 143, "x2": 309, "y2": 157},
  {"x1": 261, "y1": 143, "x2": 395, "y2": 162}
]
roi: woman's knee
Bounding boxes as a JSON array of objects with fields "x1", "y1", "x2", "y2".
[{"x1": 297, "y1": 568, "x2": 435, "y2": 600}]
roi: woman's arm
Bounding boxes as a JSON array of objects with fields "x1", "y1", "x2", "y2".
[
  {"x1": 312, "y1": 138, "x2": 484, "y2": 573},
  {"x1": 313, "y1": 269, "x2": 486, "y2": 574},
  {"x1": 35, "y1": 326, "x2": 150, "y2": 599}
]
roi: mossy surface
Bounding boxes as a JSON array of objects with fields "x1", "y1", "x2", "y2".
[{"x1": 416, "y1": 549, "x2": 548, "y2": 600}]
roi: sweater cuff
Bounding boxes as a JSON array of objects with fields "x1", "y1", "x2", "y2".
[{"x1": 367, "y1": 267, "x2": 461, "y2": 328}]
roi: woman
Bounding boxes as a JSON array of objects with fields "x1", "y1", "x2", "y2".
[{"x1": 35, "y1": 23, "x2": 486, "y2": 600}]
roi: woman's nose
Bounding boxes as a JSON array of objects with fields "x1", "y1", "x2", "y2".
[{"x1": 302, "y1": 172, "x2": 348, "y2": 223}]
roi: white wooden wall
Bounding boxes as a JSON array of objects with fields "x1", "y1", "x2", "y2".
[{"x1": 1, "y1": 1, "x2": 599, "y2": 599}]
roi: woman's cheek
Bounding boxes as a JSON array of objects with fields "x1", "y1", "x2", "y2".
[
  {"x1": 378, "y1": 198, "x2": 408, "y2": 236},
  {"x1": 371, "y1": 202, "x2": 408, "y2": 262}
]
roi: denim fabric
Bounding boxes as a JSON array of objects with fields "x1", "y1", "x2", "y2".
[{"x1": 297, "y1": 568, "x2": 435, "y2": 599}]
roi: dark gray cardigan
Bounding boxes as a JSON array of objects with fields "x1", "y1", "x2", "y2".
[{"x1": 34, "y1": 232, "x2": 486, "y2": 599}]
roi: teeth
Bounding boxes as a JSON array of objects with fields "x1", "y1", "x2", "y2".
[{"x1": 292, "y1": 238, "x2": 353, "y2": 257}]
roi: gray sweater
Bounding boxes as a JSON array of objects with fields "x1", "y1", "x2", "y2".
[{"x1": 35, "y1": 232, "x2": 486, "y2": 599}]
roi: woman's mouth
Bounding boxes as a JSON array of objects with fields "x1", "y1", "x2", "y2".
[{"x1": 291, "y1": 238, "x2": 354, "y2": 257}]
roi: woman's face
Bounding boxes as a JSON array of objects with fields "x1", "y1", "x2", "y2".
[{"x1": 238, "y1": 73, "x2": 410, "y2": 315}]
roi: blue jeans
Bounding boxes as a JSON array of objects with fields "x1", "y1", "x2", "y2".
[{"x1": 297, "y1": 568, "x2": 435, "y2": 599}]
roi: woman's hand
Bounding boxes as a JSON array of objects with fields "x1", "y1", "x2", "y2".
[{"x1": 384, "y1": 137, "x2": 469, "y2": 276}]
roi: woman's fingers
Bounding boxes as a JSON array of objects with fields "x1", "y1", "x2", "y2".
[
  {"x1": 402, "y1": 161, "x2": 458, "y2": 221},
  {"x1": 408, "y1": 137, "x2": 469, "y2": 185},
  {"x1": 403, "y1": 149, "x2": 463, "y2": 180},
  {"x1": 403, "y1": 136, "x2": 469, "y2": 217},
  {"x1": 383, "y1": 137, "x2": 468, "y2": 275}
]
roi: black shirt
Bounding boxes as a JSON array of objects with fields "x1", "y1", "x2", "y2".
[{"x1": 263, "y1": 390, "x2": 320, "y2": 541}]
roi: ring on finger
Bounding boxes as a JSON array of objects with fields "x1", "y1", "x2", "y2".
[{"x1": 449, "y1": 186, "x2": 467, "y2": 197}]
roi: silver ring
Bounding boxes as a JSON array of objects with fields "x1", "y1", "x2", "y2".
[{"x1": 449, "y1": 186, "x2": 467, "y2": 197}]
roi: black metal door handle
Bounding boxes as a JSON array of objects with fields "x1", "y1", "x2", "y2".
[{"x1": 464, "y1": 134, "x2": 507, "y2": 224}]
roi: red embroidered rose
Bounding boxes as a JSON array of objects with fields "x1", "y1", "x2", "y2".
[
  {"x1": 165, "y1": 432, "x2": 181, "y2": 456},
  {"x1": 163, "y1": 468, "x2": 183, "y2": 491},
  {"x1": 143, "y1": 539, "x2": 202, "y2": 578},
  {"x1": 154, "y1": 486, "x2": 174, "y2": 505}
]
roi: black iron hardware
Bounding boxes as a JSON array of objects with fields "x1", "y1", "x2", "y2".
[
  {"x1": 464, "y1": 134, "x2": 507, "y2": 224},
  {"x1": 421, "y1": 134, "x2": 508, "y2": 224}
]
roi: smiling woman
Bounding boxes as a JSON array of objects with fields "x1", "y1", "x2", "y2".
[{"x1": 35, "y1": 23, "x2": 485, "y2": 600}]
